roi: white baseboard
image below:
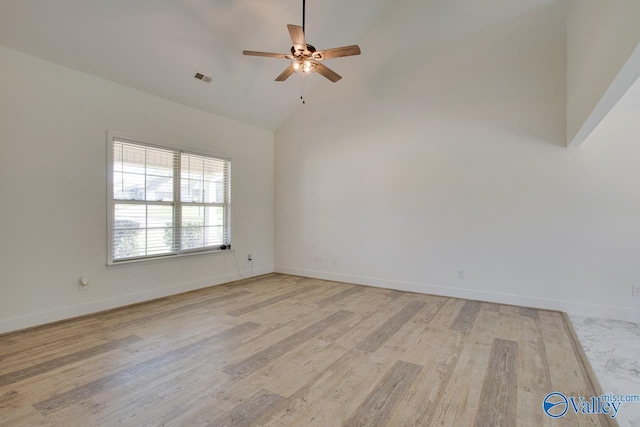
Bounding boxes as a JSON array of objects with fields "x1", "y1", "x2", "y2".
[
  {"x1": 275, "y1": 266, "x2": 640, "y2": 323},
  {"x1": 0, "y1": 266, "x2": 273, "y2": 334}
]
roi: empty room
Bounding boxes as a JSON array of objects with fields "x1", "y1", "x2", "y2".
[{"x1": 1, "y1": 0, "x2": 639, "y2": 426}]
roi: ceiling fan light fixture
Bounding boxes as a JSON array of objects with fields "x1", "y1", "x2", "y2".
[{"x1": 291, "y1": 58, "x2": 315, "y2": 74}]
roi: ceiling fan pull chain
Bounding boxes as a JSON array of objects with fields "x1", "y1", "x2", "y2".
[{"x1": 300, "y1": 73, "x2": 306, "y2": 104}]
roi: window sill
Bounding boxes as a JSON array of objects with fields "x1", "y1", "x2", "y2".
[{"x1": 106, "y1": 248, "x2": 234, "y2": 269}]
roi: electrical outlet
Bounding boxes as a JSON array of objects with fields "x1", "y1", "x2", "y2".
[
  {"x1": 248, "y1": 254, "x2": 252, "y2": 261},
  {"x1": 457, "y1": 270, "x2": 465, "y2": 279},
  {"x1": 633, "y1": 285, "x2": 640, "y2": 297}
]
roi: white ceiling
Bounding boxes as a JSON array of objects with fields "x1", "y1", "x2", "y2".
[{"x1": 0, "y1": 0, "x2": 392, "y2": 130}]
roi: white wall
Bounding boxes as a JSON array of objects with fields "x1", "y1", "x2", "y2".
[
  {"x1": 275, "y1": 0, "x2": 640, "y2": 322},
  {"x1": 0, "y1": 45, "x2": 274, "y2": 333},
  {"x1": 567, "y1": 0, "x2": 640, "y2": 146}
]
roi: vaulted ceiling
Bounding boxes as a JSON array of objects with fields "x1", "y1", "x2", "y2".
[{"x1": 0, "y1": 0, "x2": 392, "y2": 130}]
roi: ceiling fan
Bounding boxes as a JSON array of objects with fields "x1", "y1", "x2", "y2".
[{"x1": 242, "y1": 0, "x2": 361, "y2": 83}]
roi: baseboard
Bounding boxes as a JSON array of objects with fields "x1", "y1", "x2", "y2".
[
  {"x1": 275, "y1": 266, "x2": 640, "y2": 323},
  {"x1": 0, "y1": 266, "x2": 273, "y2": 334}
]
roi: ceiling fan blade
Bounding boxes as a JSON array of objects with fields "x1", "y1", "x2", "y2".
[
  {"x1": 287, "y1": 24, "x2": 307, "y2": 52},
  {"x1": 243, "y1": 50, "x2": 292, "y2": 59},
  {"x1": 314, "y1": 62, "x2": 342, "y2": 82},
  {"x1": 275, "y1": 65, "x2": 296, "y2": 82},
  {"x1": 315, "y1": 45, "x2": 361, "y2": 60}
]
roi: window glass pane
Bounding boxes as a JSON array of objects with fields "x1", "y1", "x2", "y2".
[
  {"x1": 181, "y1": 206, "x2": 224, "y2": 250},
  {"x1": 114, "y1": 172, "x2": 145, "y2": 200},
  {"x1": 203, "y1": 165, "x2": 225, "y2": 182},
  {"x1": 114, "y1": 142, "x2": 145, "y2": 174},
  {"x1": 182, "y1": 205, "x2": 205, "y2": 227},
  {"x1": 148, "y1": 205, "x2": 176, "y2": 255},
  {"x1": 181, "y1": 225, "x2": 204, "y2": 250},
  {"x1": 202, "y1": 180, "x2": 214, "y2": 203},
  {"x1": 181, "y1": 206, "x2": 223, "y2": 226},
  {"x1": 181, "y1": 204, "x2": 204, "y2": 250},
  {"x1": 113, "y1": 204, "x2": 146, "y2": 259},
  {"x1": 146, "y1": 147, "x2": 174, "y2": 201},
  {"x1": 147, "y1": 205, "x2": 174, "y2": 228},
  {"x1": 203, "y1": 226, "x2": 224, "y2": 246},
  {"x1": 146, "y1": 175, "x2": 173, "y2": 202},
  {"x1": 146, "y1": 150, "x2": 174, "y2": 177},
  {"x1": 180, "y1": 225, "x2": 225, "y2": 250},
  {"x1": 147, "y1": 229, "x2": 171, "y2": 255},
  {"x1": 205, "y1": 206, "x2": 224, "y2": 227},
  {"x1": 205, "y1": 207, "x2": 225, "y2": 246},
  {"x1": 181, "y1": 152, "x2": 228, "y2": 204},
  {"x1": 113, "y1": 228, "x2": 146, "y2": 259},
  {"x1": 202, "y1": 179, "x2": 226, "y2": 203},
  {"x1": 113, "y1": 204, "x2": 175, "y2": 259},
  {"x1": 113, "y1": 140, "x2": 174, "y2": 202},
  {"x1": 115, "y1": 204, "x2": 146, "y2": 226},
  {"x1": 181, "y1": 155, "x2": 204, "y2": 177},
  {"x1": 181, "y1": 179, "x2": 203, "y2": 203}
]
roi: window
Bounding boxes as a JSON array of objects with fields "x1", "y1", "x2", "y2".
[{"x1": 107, "y1": 134, "x2": 230, "y2": 264}]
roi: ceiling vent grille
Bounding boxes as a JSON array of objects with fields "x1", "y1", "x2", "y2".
[{"x1": 194, "y1": 72, "x2": 212, "y2": 83}]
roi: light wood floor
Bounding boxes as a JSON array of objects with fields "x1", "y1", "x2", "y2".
[{"x1": 0, "y1": 274, "x2": 608, "y2": 426}]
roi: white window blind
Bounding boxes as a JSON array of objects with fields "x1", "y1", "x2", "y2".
[
  {"x1": 108, "y1": 136, "x2": 230, "y2": 264},
  {"x1": 180, "y1": 152, "x2": 230, "y2": 251}
]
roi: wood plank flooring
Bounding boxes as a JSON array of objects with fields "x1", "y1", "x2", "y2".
[{"x1": 0, "y1": 274, "x2": 609, "y2": 426}]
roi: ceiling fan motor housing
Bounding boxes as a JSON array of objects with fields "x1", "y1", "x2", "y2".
[{"x1": 291, "y1": 44, "x2": 316, "y2": 56}]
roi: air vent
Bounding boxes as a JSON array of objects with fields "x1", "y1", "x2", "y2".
[{"x1": 194, "y1": 72, "x2": 212, "y2": 83}]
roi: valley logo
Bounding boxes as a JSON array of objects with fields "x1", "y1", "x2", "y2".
[
  {"x1": 543, "y1": 392, "x2": 640, "y2": 419},
  {"x1": 543, "y1": 392, "x2": 569, "y2": 418}
]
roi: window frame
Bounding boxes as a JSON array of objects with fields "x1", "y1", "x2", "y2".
[{"x1": 106, "y1": 132, "x2": 231, "y2": 265}]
